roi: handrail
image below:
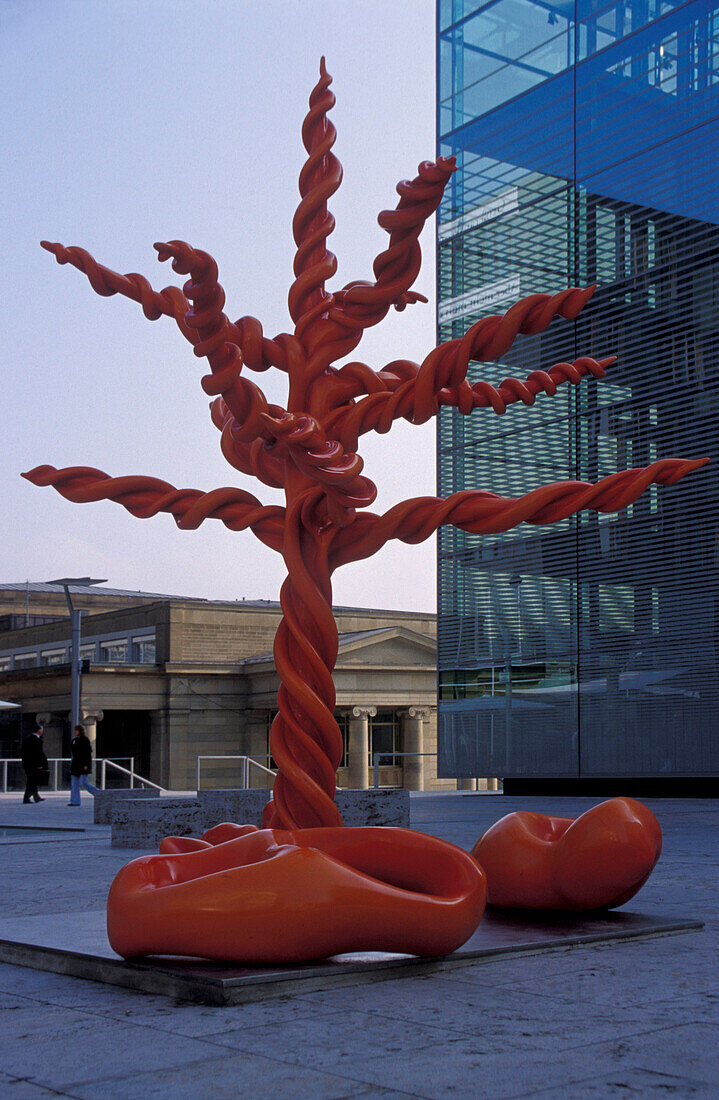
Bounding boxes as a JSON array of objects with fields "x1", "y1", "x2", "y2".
[
  {"x1": 196, "y1": 754, "x2": 277, "y2": 792},
  {"x1": 100, "y1": 759, "x2": 165, "y2": 792},
  {"x1": 0, "y1": 756, "x2": 162, "y2": 793}
]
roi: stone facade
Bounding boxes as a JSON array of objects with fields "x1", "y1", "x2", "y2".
[{"x1": 0, "y1": 584, "x2": 460, "y2": 795}]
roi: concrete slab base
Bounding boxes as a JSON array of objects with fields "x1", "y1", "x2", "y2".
[{"x1": 0, "y1": 908, "x2": 702, "y2": 1006}]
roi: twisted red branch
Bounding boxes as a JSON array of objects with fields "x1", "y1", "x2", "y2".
[
  {"x1": 210, "y1": 399, "x2": 287, "y2": 490},
  {"x1": 289, "y1": 58, "x2": 342, "y2": 347},
  {"x1": 299, "y1": 157, "x2": 456, "y2": 384},
  {"x1": 331, "y1": 158, "x2": 455, "y2": 329},
  {"x1": 264, "y1": 492, "x2": 344, "y2": 830},
  {"x1": 21, "y1": 466, "x2": 285, "y2": 552},
  {"x1": 40, "y1": 241, "x2": 195, "y2": 342},
  {"x1": 328, "y1": 288, "x2": 600, "y2": 445},
  {"x1": 331, "y1": 459, "x2": 709, "y2": 567},
  {"x1": 154, "y1": 241, "x2": 283, "y2": 442},
  {"x1": 157, "y1": 240, "x2": 375, "y2": 517}
]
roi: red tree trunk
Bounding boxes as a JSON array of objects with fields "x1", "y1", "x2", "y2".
[{"x1": 263, "y1": 490, "x2": 344, "y2": 829}]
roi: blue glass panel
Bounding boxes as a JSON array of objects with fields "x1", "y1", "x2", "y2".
[{"x1": 437, "y1": 0, "x2": 719, "y2": 780}]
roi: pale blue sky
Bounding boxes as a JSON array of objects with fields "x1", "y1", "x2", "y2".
[{"x1": 4, "y1": 0, "x2": 441, "y2": 610}]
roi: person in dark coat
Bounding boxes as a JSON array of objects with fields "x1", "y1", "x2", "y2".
[
  {"x1": 68, "y1": 724, "x2": 98, "y2": 806},
  {"x1": 21, "y1": 724, "x2": 46, "y2": 804}
]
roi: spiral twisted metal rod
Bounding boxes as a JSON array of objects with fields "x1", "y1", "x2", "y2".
[
  {"x1": 328, "y1": 287, "x2": 599, "y2": 445},
  {"x1": 210, "y1": 399, "x2": 287, "y2": 489},
  {"x1": 264, "y1": 492, "x2": 344, "y2": 830},
  {"x1": 155, "y1": 239, "x2": 376, "y2": 517},
  {"x1": 40, "y1": 240, "x2": 299, "y2": 377},
  {"x1": 40, "y1": 241, "x2": 194, "y2": 339},
  {"x1": 332, "y1": 158, "x2": 456, "y2": 327},
  {"x1": 301, "y1": 157, "x2": 456, "y2": 380},
  {"x1": 331, "y1": 458, "x2": 709, "y2": 568},
  {"x1": 289, "y1": 57, "x2": 342, "y2": 349},
  {"x1": 21, "y1": 465, "x2": 286, "y2": 551}
]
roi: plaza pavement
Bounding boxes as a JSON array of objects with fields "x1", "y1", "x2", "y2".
[{"x1": 0, "y1": 790, "x2": 716, "y2": 1098}]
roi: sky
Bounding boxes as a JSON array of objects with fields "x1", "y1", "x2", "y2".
[{"x1": 4, "y1": 0, "x2": 442, "y2": 612}]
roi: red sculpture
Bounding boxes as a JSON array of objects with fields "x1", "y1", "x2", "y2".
[
  {"x1": 472, "y1": 798, "x2": 663, "y2": 910},
  {"x1": 25, "y1": 61, "x2": 705, "y2": 958},
  {"x1": 107, "y1": 823, "x2": 487, "y2": 962}
]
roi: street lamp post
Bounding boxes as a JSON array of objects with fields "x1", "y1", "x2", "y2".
[{"x1": 45, "y1": 577, "x2": 107, "y2": 732}]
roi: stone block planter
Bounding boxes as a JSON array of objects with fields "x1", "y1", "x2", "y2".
[
  {"x1": 198, "y1": 788, "x2": 410, "y2": 829},
  {"x1": 94, "y1": 787, "x2": 160, "y2": 826},
  {"x1": 111, "y1": 798, "x2": 204, "y2": 849},
  {"x1": 110, "y1": 789, "x2": 410, "y2": 848}
]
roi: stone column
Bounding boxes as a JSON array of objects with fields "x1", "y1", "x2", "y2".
[
  {"x1": 348, "y1": 706, "x2": 376, "y2": 790},
  {"x1": 401, "y1": 707, "x2": 430, "y2": 791},
  {"x1": 459, "y1": 777, "x2": 477, "y2": 791},
  {"x1": 80, "y1": 709, "x2": 103, "y2": 750}
]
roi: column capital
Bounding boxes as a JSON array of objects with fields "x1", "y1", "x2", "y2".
[
  {"x1": 81, "y1": 708, "x2": 104, "y2": 723},
  {"x1": 405, "y1": 706, "x2": 431, "y2": 722},
  {"x1": 35, "y1": 712, "x2": 55, "y2": 726},
  {"x1": 351, "y1": 705, "x2": 377, "y2": 720}
]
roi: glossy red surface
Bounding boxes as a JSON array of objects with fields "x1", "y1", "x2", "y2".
[
  {"x1": 471, "y1": 798, "x2": 663, "y2": 911},
  {"x1": 107, "y1": 825, "x2": 487, "y2": 963}
]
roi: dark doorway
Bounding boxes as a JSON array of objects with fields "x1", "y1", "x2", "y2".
[{"x1": 96, "y1": 711, "x2": 151, "y2": 785}]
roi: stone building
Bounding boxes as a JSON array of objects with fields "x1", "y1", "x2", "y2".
[{"x1": 0, "y1": 583, "x2": 454, "y2": 793}]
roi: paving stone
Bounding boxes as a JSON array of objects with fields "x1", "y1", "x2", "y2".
[
  {"x1": 526, "y1": 1068, "x2": 715, "y2": 1097},
  {"x1": 0, "y1": 1005, "x2": 226, "y2": 1090},
  {"x1": 63, "y1": 1051, "x2": 398, "y2": 1100},
  {"x1": 211, "y1": 1006, "x2": 461, "y2": 1060},
  {"x1": 0, "y1": 1072, "x2": 67, "y2": 1098}
]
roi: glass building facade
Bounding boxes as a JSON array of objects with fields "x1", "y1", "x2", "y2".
[{"x1": 436, "y1": 0, "x2": 719, "y2": 782}]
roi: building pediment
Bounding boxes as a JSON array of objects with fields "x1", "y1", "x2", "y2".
[
  {"x1": 337, "y1": 627, "x2": 436, "y2": 669},
  {"x1": 239, "y1": 626, "x2": 435, "y2": 678}
]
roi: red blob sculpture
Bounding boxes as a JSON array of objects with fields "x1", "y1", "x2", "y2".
[
  {"x1": 471, "y1": 798, "x2": 663, "y2": 911},
  {"x1": 108, "y1": 823, "x2": 487, "y2": 962},
  {"x1": 26, "y1": 61, "x2": 705, "y2": 959}
]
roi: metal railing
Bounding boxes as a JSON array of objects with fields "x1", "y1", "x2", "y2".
[
  {"x1": 1, "y1": 756, "x2": 162, "y2": 793},
  {"x1": 196, "y1": 755, "x2": 277, "y2": 792},
  {"x1": 98, "y1": 758, "x2": 165, "y2": 792}
]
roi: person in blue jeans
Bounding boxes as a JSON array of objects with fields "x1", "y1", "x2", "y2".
[{"x1": 68, "y1": 724, "x2": 98, "y2": 806}]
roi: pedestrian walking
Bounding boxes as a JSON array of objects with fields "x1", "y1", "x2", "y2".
[
  {"x1": 68, "y1": 724, "x2": 98, "y2": 806},
  {"x1": 21, "y1": 724, "x2": 47, "y2": 804}
]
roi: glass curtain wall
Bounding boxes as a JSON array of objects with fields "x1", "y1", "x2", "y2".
[{"x1": 437, "y1": 0, "x2": 719, "y2": 780}]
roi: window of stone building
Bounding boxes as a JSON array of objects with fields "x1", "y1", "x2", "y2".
[
  {"x1": 41, "y1": 649, "x2": 67, "y2": 666},
  {"x1": 13, "y1": 653, "x2": 37, "y2": 669},
  {"x1": 0, "y1": 656, "x2": 10, "y2": 672},
  {"x1": 336, "y1": 712, "x2": 350, "y2": 768},
  {"x1": 369, "y1": 710, "x2": 401, "y2": 766},
  {"x1": 132, "y1": 635, "x2": 156, "y2": 663},
  {"x1": 79, "y1": 643, "x2": 96, "y2": 662},
  {"x1": 99, "y1": 640, "x2": 128, "y2": 663}
]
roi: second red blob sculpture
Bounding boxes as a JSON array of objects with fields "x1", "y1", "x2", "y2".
[
  {"x1": 27, "y1": 61, "x2": 704, "y2": 959},
  {"x1": 472, "y1": 798, "x2": 663, "y2": 911}
]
